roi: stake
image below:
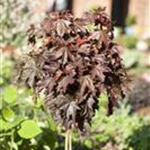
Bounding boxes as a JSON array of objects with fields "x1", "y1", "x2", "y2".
[
  {"x1": 68, "y1": 129, "x2": 72, "y2": 150},
  {"x1": 65, "y1": 129, "x2": 72, "y2": 150},
  {"x1": 65, "y1": 130, "x2": 69, "y2": 150}
]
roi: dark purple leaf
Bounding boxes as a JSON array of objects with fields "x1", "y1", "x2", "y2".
[{"x1": 57, "y1": 75, "x2": 75, "y2": 93}]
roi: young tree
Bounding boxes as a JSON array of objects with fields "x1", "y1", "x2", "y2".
[{"x1": 16, "y1": 8, "x2": 128, "y2": 150}]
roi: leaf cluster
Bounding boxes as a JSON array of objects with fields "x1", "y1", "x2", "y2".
[{"x1": 16, "y1": 8, "x2": 128, "y2": 132}]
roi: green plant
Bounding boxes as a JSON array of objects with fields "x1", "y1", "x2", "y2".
[
  {"x1": 121, "y1": 50, "x2": 142, "y2": 69},
  {"x1": 0, "y1": 0, "x2": 44, "y2": 47},
  {"x1": 75, "y1": 96, "x2": 150, "y2": 150},
  {"x1": 0, "y1": 82, "x2": 57, "y2": 150},
  {"x1": 0, "y1": 0, "x2": 27, "y2": 46},
  {"x1": 115, "y1": 35, "x2": 138, "y2": 49},
  {"x1": 0, "y1": 52, "x2": 13, "y2": 86},
  {"x1": 0, "y1": 51, "x2": 58, "y2": 150},
  {"x1": 127, "y1": 125, "x2": 150, "y2": 150}
]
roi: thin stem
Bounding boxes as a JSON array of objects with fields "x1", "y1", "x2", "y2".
[
  {"x1": 10, "y1": 129, "x2": 14, "y2": 150},
  {"x1": 65, "y1": 130, "x2": 69, "y2": 150},
  {"x1": 68, "y1": 129, "x2": 72, "y2": 150},
  {"x1": 65, "y1": 129, "x2": 72, "y2": 150},
  {"x1": 0, "y1": 132, "x2": 12, "y2": 137}
]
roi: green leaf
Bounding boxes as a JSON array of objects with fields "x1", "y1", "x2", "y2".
[
  {"x1": 85, "y1": 23, "x2": 95, "y2": 32},
  {"x1": 47, "y1": 115, "x2": 57, "y2": 132},
  {"x1": 18, "y1": 120, "x2": 42, "y2": 139},
  {"x1": 4, "y1": 86, "x2": 17, "y2": 104},
  {"x1": 0, "y1": 116, "x2": 23, "y2": 132},
  {"x1": 2, "y1": 108, "x2": 15, "y2": 122},
  {"x1": 39, "y1": 128, "x2": 56, "y2": 148},
  {"x1": 98, "y1": 93, "x2": 108, "y2": 106},
  {"x1": 97, "y1": 93, "x2": 108, "y2": 114}
]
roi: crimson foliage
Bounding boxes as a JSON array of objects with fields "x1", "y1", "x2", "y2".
[{"x1": 16, "y1": 8, "x2": 128, "y2": 132}]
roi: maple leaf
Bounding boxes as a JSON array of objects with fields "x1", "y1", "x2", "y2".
[
  {"x1": 16, "y1": 56, "x2": 38, "y2": 88},
  {"x1": 91, "y1": 64, "x2": 110, "y2": 82},
  {"x1": 78, "y1": 43, "x2": 91, "y2": 55},
  {"x1": 87, "y1": 96, "x2": 95, "y2": 110},
  {"x1": 66, "y1": 101, "x2": 80, "y2": 120},
  {"x1": 64, "y1": 64, "x2": 75, "y2": 74},
  {"x1": 57, "y1": 74, "x2": 75, "y2": 93},
  {"x1": 99, "y1": 31, "x2": 111, "y2": 48},
  {"x1": 36, "y1": 77, "x2": 55, "y2": 93},
  {"x1": 54, "y1": 70, "x2": 63, "y2": 81},
  {"x1": 79, "y1": 75, "x2": 95, "y2": 97},
  {"x1": 55, "y1": 19, "x2": 71, "y2": 37},
  {"x1": 73, "y1": 18, "x2": 87, "y2": 34},
  {"x1": 88, "y1": 31, "x2": 101, "y2": 40},
  {"x1": 55, "y1": 46, "x2": 75, "y2": 65}
]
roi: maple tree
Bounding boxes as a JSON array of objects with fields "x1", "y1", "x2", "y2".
[{"x1": 16, "y1": 8, "x2": 128, "y2": 133}]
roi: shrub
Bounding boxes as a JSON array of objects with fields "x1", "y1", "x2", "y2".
[
  {"x1": 76, "y1": 96, "x2": 150, "y2": 150},
  {"x1": 16, "y1": 8, "x2": 128, "y2": 133}
]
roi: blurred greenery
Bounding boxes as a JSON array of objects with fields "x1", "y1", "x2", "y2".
[
  {"x1": 0, "y1": 0, "x2": 31, "y2": 46},
  {"x1": 126, "y1": 16, "x2": 136, "y2": 26},
  {"x1": 71, "y1": 95, "x2": 150, "y2": 150},
  {"x1": 115, "y1": 35, "x2": 138, "y2": 49},
  {"x1": 0, "y1": 54, "x2": 57, "y2": 149}
]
